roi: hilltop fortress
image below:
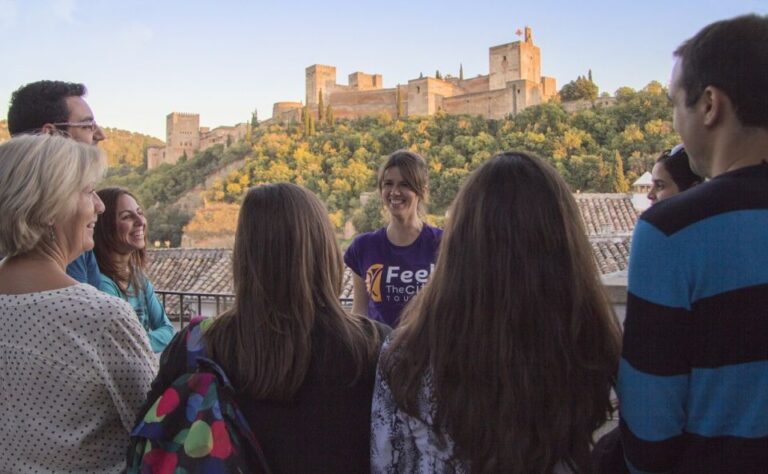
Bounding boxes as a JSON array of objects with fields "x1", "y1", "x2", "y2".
[
  {"x1": 147, "y1": 28, "x2": 558, "y2": 169},
  {"x1": 272, "y1": 27, "x2": 557, "y2": 122},
  {"x1": 146, "y1": 113, "x2": 248, "y2": 169}
]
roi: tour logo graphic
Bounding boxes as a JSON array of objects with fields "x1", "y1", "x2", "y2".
[{"x1": 365, "y1": 264, "x2": 384, "y2": 303}]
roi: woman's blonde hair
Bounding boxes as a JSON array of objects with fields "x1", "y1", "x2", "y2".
[{"x1": 0, "y1": 134, "x2": 105, "y2": 256}]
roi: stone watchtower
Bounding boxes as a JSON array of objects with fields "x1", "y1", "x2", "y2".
[
  {"x1": 165, "y1": 112, "x2": 200, "y2": 165},
  {"x1": 489, "y1": 26, "x2": 541, "y2": 90},
  {"x1": 306, "y1": 65, "x2": 337, "y2": 108}
]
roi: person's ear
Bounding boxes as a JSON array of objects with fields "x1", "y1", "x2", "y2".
[
  {"x1": 40, "y1": 123, "x2": 57, "y2": 135},
  {"x1": 701, "y1": 85, "x2": 727, "y2": 128}
]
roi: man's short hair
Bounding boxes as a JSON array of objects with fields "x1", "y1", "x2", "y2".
[
  {"x1": 0, "y1": 134, "x2": 105, "y2": 256},
  {"x1": 7, "y1": 80, "x2": 87, "y2": 135},
  {"x1": 674, "y1": 14, "x2": 768, "y2": 127}
]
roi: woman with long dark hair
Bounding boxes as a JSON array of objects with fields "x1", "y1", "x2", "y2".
[
  {"x1": 93, "y1": 187, "x2": 174, "y2": 353},
  {"x1": 146, "y1": 183, "x2": 388, "y2": 471},
  {"x1": 372, "y1": 152, "x2": 622, "y2": 473}
]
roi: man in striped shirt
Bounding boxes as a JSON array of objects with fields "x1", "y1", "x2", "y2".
[{"x1": 618, "y1": 14, "x2": 768, "y2": 473}]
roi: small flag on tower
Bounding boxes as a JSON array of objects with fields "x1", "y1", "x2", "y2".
[{"x1": 515, "y1": 28, "x2": 522, "y2": 36}]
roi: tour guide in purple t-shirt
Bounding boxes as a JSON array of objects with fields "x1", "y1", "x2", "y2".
[{"x1": 344, "y1": 150, "x2": 442, "y2": 327}]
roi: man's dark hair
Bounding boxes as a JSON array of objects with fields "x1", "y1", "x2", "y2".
[
  {"x1": 674, "y1": 14, "x2": 768, "y2": 127},
  {"x1": 7, "y1": 80, "x2": 87, "y2": 135}
]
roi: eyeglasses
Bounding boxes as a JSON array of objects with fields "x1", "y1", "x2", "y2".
[{"x1": 51, "y1": 119, "x2": 99, "y2": 131}]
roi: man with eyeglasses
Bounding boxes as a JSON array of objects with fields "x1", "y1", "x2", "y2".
[{"x1": 6, "y1": 80, "x2": 106, "y2": 287}]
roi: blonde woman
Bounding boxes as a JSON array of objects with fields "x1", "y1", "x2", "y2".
[{"x1": 0, "y1": 135, "x2": 156, "y2": 472}]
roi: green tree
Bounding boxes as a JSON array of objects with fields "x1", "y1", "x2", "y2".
[
  {"x1": 435, "y1": 70, "x2": 442, "y2": 79},
  {"x1": 560, "y1": 75, "x2": 598, "y2": 102},
  {"x1": 352, "y1": 195, "x2": 384, "y2": 233},
  {"x1": 459, "y1": 63, "x2": 464, "y2": 81},
  {"x1": 251, "y1": 108, "x2": 258, "y2": 127},
  {"x1": 318, "y1": 90, "x2": 325, "y2": 121},
  {"x1": 326, "y1": 105, "x2": 334, "y2": 127},
  {"x1": 613, "y1": 151, "x2": 630, "y2": 192},
  {"x1": 395, "y1": 88, "x2": 403, "y2": 119}
]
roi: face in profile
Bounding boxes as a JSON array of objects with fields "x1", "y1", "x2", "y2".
[
  {"x1": 58, "y1": 183, "x2": 105, "y2": 261},
  {"x1": 647, "y1": 161, "x2": 679, "y2": 204},
  {"x1": 62, "y1": 96, "x2": 106, "y2": 145},
  {"x1": 114, "y1": 193, "x2": 147, "y2": 252}
]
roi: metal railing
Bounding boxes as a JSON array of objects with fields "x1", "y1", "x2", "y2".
[{"x1": 157, "y1": 290, "x2": 354, "y2": 329}]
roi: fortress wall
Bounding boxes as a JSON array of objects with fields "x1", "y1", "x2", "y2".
[
  {"x1": 349, "y1": 72, "x2": 383, "y2": 90},
  {"x1": 328, "y1": 88, "x2": 398, "y2": 119},
  {"x1": 272, "y1": 102, "x2": 303, "y2": 123},
  {"x1": 146, "y1": 147, "x2": 165, "y2": 170},
  {"x1": 199, "y1": 123, "x2": 249, "y2": 150},
  {"x1": 407, "y1": 78, "x2": 465, "y2": 115},
  {"x1": 540, "y1": 76, "x2": 557, "y2": 101},
  {"x1": 457, "y1": 75, "x2": 490, "y2": 94},
  {"x1": 442, "y1": 88, "x2": 511, "y2": 119}
]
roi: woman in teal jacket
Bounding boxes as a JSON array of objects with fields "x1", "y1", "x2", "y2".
[{"x1": 93, "y1": 187, "x2": 175, "y2": 353}]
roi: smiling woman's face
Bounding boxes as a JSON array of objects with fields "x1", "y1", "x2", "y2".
[
  {"x1": 647, "y1": 162, "x2": 680, "y2": 204},
  {"x1": 115, "y1": 193, "x2": 147, "y2": 251}
]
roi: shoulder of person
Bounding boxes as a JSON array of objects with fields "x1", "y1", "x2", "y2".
[
  {"x1": 424, "y1": 224, "x2": 443, "y2": 240},
  {"x1": 68, "y1": 283, "x2": 139, "y2": 325},
  {"x1": 354, "y1": 227, "x2": 388, "y2": 245}
]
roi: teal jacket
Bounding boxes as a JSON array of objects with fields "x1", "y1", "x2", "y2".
[{"x1": 99, "y1": 274, "x2": 175, "y2": 353}]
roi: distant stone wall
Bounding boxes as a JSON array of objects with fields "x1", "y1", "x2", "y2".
[
  {"x1": 442, "y1": 88, "x2": 510, "y2": 118},
  {"x1": 407, "y1": 78, "x2": 465, "y2": 115},
  {"x1": 329, "y1": 88, "x2": 398, "y2": 119}
]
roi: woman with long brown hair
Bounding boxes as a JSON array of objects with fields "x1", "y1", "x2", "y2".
[
  {"x1": 145, "y1": 183, "x2": 388, "y2": 471},
  {"x1": 93, "y1": 187, "x2": 175, "y2": 353},
  {"x1": 371, "y1": 152, "x2": 622, "y2": 473}
]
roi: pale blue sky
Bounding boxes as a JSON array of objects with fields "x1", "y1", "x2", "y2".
[{"x1": 1, "y1": 0, "x2": 765, "y2": 139}]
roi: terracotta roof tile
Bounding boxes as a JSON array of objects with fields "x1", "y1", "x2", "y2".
[
  {"x1": 147, "y1": 194, "x2": 636, "y2": 304},
  {"x1": 575, "y1": 193, "x2": 639, "y2": 237}
]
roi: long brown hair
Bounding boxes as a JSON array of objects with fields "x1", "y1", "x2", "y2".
[
  {"x1": 382, "y1": 152, "x2": 622, "y2": 473},
  {"x1": 93, "y1": 187, "x2": 147, "y2": 293},
  {"x1": 204, "y1": 183, "x2": 380, "y2": 400}
]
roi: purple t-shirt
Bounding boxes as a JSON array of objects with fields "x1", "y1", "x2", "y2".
[{"x1": 344, "y1": 225, "x2": 442, "y2": 327}]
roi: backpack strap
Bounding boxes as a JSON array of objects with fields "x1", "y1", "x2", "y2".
[{"x1": 183, "y1": 316, "x2": 214, "y2": 370}]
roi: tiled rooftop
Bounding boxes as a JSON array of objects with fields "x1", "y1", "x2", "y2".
[
  {"x1": 146, "y1": 248, "x2": 356, "y2": 299},
  {"x1": 590, "y1": 237, "x2": 631, "y2": 275},
  {"x1": 147, "y1": 248, "x2": 233, "y2": 294},
  {"x1": 575, "y1": 193, "x2": 639, "y2": 237},
  {"x1": 146, "y1": 194, "x2": 637, "y2": 300}
]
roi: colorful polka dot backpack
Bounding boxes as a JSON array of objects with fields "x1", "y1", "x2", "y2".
[{"x1": 128, "y1": 317, "x2": 271, "y2": 473}]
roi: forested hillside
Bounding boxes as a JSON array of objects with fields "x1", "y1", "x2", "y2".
[
  {"x1": 201, "y1": 81, "x2": 675, "y2": 235},
  {"x1": 2, "y1": 81, "x2": 678, "y2": 246}
]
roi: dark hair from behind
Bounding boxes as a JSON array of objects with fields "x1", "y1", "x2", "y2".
[
  {"x1": 674, "y1": 14, "x2": 768, "y2": 127},
  {"x1": 377, "y1": 150, "x2": 430, "y2": 214},
  {"x1": 7, "y1": 81, "x2": 86, "y2": 135},
  {"x1": 655, "y1": 145, "x2": 702, "y2": 191},
  {"x1": 93, "y1": 187, "x2": 147, "y2": 295},
  {"x1": 204, "y1": 183, "x2": 381, "y2": 400},
  {"x1": 382, "y1": 151, "x2": 622, "y2": 473}
]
